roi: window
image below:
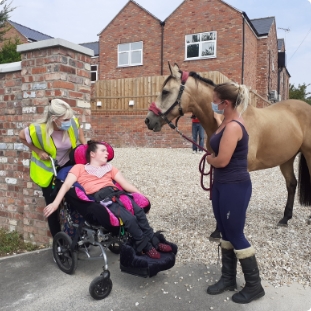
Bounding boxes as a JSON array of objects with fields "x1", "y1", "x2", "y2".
[
  {"x1": 118, "y1": 41, "x2": 143, "y2": 67},
  {"x1": 185, "y1": 31, "x2": 217, "y2": 60},
  {"x1": 91, "y1": 65, "x2": 98, "y2": 82}
]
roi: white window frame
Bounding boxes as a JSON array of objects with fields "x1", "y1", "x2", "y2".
[
  {"x1": 118, "y1": 41, "x2": 143, "y2": 67},
  {"x1": 185, "y1": 31, "x2": 217, "y2": 60},
  {"x1": 91, "y1": 64, "x2": 98, "y2": 83}
]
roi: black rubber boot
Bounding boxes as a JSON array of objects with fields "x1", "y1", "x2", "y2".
[
  {"x1": 207, "y1": 240, "x2": 237, "y2": 295},
  {"x1": 232, "y1": 247, "x2": 265, "y2": 304}
]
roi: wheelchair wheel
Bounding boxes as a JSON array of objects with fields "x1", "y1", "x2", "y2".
[
  {"x1": 108, "y1": 241, "x2": 122, "y2": 254},
  {"x1": 89, "y1": 275, "x2": 112, "y2": 300},
  {"x1": 53, "y1": 232, "x2": 77, "y2": 275}
]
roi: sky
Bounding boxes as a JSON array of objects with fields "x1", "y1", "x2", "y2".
[{"x1": 8, "y1": 0, "x2": 311, "y2": 93}]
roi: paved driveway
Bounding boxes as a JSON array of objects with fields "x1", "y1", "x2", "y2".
[{"x1": 1, "y1": 248, "x2": 311, "y2": 311}]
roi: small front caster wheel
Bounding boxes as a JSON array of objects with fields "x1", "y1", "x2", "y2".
[{"x1": 89, "y1": 275, "x2": 113, "y2": 300}]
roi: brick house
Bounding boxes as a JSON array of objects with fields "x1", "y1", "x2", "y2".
[
  {"x1": 1, "y1": 21, "x2": 100, "y2": 83},
  {"x1": 0, "y1": 20, "x2": 53, "y2": 49},
  {"x1": 97, "y1": 0, "x2": 290, "y2": 100}
]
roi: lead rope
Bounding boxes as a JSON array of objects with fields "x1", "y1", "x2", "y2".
[
  {"x1": 217, "y1": 242, "x2": 221, "y2": 266},
  {"x1": 172, "y1": 121, "x2": 213, "y2": 198}
]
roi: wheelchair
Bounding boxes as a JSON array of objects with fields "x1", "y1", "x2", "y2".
[
  {"x1": 53, "y1": 198, "x2": 128, "y2": 300},
  {"x1": 49, "y1": 143, "x2": 177, "y2": 300}
]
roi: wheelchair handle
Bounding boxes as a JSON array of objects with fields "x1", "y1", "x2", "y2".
[{"x1": 49, "y1": 156, "x2": 58, "y2": 176}]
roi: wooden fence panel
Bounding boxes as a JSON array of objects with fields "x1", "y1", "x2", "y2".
[{"x1": 91, "y1": 71, "x2": 270, "y2": 111}]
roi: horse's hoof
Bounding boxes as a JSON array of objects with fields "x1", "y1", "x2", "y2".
[
  {"x1": 277, "y1": 222, "x2": 288, "y2": 227},
  {"x1": 307, "y1": 218, "x2": 311, "y2": 225}
]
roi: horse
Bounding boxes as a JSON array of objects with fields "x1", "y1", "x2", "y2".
[{"x1": 145, "y1": 63, "x2": 311, "y2": 235}]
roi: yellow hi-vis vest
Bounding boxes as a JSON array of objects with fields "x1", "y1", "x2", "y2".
[{"x1": 29, "y1": 117, "x2": 79, "y2": 187}]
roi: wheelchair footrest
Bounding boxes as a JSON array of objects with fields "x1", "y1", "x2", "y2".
[{"x1": 119, "y1": 241, "x2": 177, "y2": 278}]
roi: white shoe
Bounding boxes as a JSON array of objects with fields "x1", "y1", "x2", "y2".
[{"x1": 192, "y1": 150, "x2": 197, "y2": 154}]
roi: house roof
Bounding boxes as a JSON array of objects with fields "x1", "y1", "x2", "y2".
[
  {"x1": 249, "y1": 17, "x2": 275, "y2": 36},
  {"x1": 277, "y1": 38, "x2": 285, "y2": 50},
  {"x1": 79, "y1": 41, "x2": 99, "y2": 56},
  {"x1": 8, "y1": 20, "x2": 53, "y2": 42}
]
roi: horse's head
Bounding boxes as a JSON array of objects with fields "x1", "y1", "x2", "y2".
[{"x1": 145, "y1": 63, "x2": 189, "y2": 132}]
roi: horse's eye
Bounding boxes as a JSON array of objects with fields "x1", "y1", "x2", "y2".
[{"x1": 162, "y1": 90, "x2": 169, "y2": 96}]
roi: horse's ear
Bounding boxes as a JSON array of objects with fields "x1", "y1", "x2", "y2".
[
  {"x1": 170, "y1": 63, "x2": 182, "y2": 80},
  {"x1": 168, "y1": 61, "x2": 173, "y2": 75}
]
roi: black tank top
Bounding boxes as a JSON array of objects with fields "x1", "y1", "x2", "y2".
[{"x1": 210, "y1": 120, "x2": 250, "y2": 183}]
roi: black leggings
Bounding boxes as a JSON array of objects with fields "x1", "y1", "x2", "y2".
[
  {"x1": 42, "y1": 181, "x2": 60, "y2": 237},
  {"x1": 41, "y1": 161, "x2": 71, "y2": 237}
]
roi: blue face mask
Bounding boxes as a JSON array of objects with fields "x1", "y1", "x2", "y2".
[
  {"x1": 59, "y1": 120, "x2": 71, "y2": 131},
  {"x1": 211, "y1": 102, "x2": 224, "y2": 115}
]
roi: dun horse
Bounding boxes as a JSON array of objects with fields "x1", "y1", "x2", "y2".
[{"x1": 145, "y1": 63, "x2": 311, "y2": 232}]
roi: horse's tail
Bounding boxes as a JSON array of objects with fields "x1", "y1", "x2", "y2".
[{"x1": 298, "y1": 153, "x2": 311, "y2": 206}]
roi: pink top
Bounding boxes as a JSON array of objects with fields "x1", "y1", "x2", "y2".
[
  {"x1": 69, "y1": 164, "x2": 119, "y2": 194},
  {"x1": 24, "y1": 127, "x2": 72, "y2": 167}
]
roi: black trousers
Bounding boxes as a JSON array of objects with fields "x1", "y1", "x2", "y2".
[
  {"x1": 41, "y1": 161, "x2": 71, "y2": 237},
  {"x1": 41, "y1": 180, "x2": 60, "y2": 237},
  {"x1": 108, "y1": 201, "x2": 154, "y2": 242}
]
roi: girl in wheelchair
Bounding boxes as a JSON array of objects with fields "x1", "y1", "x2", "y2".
[{"x1": 44, "y1": 140, "x2": 172, "y2": 259}]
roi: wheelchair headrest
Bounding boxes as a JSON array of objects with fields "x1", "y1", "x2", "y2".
[{"x1": 70, "y1": 142, "x2": 114, "y2": 165}]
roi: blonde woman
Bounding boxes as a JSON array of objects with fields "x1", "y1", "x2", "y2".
[
  {"x1": 19, "y1": 99, "x2": 86, "y2": 237},
  {"x1": 206, "y1": 83, "x2": 265, "y2": 304}
]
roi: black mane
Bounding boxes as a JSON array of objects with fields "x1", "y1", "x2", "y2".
[
  {"x1": 189, "y1": 71, "x2": 216, "y2": 87},
  {"x1": 162, "y1": 71, "x2": 216, "y2": 88}
]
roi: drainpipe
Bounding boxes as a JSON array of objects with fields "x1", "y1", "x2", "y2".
[
  {"x1": 277, "y1": 68, "x2": 281, "y2": 95},
  {"x1": 160, "y1": 21, "x2": 165, "y2": 75},
  {"x1": 241, "y1": 14, "x2": 245, "y2": 84}
]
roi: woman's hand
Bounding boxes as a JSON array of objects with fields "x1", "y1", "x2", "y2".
[
  {"x1": 38, "y1": 150, "x2": 50, "y2": 160},
  {"x1": 206, "y1": 153, "x2": 215, "y2": 164},
  {"x1": 44, "y1": 203, "x2": 58, "y2": 218}
]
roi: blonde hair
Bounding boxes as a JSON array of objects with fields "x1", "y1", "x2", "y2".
[
  {"x1": 36, "y1": 99, "x2": 74, "y2": 143},
  {"x1": 214, "y1": 82, "x2": 249, "y2": 115}
]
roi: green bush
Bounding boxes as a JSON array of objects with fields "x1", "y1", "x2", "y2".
[
  {"x1": 0, "y1": 37, "x2": 21, "y2": 64},
  {"x1": 0, "y1": 228, "x2": 38, "y2": 257}
]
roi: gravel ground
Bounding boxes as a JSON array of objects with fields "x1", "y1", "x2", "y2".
[{"x1": 111, "y1": 147, "x2": 311, "y2": 288}]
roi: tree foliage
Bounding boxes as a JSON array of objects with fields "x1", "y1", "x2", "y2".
[
  {"x1": 289, "y1": 83, "x2": 311, "y2": 105},
  {"x1": 0, "y1": 37, "x2": 20, "y2": 63},
  {"x1": 0, "y1": 0, "x2": 15, "y2": 42}
]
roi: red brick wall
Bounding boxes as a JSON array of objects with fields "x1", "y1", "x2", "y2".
[
  {"x1": 0, "y1": 44, "x2": 93, "y2": 244},
  {"x1": 163, "y1": 0, "x2": 243, "y2": 84},
  {"x1": 98, "y1": 1, "x2": 162, "y2": 79},
  {"x1": 256, "y1": 20, "x2": 278, "y2": 99},
  {"x1": 243, "y1": 21, "x2": 258, "y2": 89},
  {"x1": 0, "y1": 22, "x2": 28, "y2": 49},
  {"x1": 91, "y1": 112, "x2": 198, "y2": 148}
]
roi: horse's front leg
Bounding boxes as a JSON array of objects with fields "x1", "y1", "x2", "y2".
[{"x1": 278, "y1": 157, "x2": 297, "y2": 226}]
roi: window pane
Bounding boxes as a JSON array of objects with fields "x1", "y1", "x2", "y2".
[
  {"x1": 186, "y1": 34, "x2": 200, "y2": 43},
  {"x1": 131, "y1": 41, "x2": 142, "y2": 50},
  {"x1": 187, "y1": 44, "x2": 199, "y2": 58},
  {"x1": 201, "y1": 32, "x2": 216, "y2": 41},
  {"x1": 131, "y1": 50, "x2": 142, "y2": 64},
  {"x1": 91, "y1": 65, "x2": 97, "y2": 71},
  {"x1": 118, "y1": 43, "x2": 130, "y2": 52},
  {"x1": 202, "y1": 42, "x2": 215, "y2": 56},
  {"x1": 119, "y1": 52, "x2": 129, "y2": 65},
  {"x1": 91, "y1": 72, "x2": 97, "y2": 81}
]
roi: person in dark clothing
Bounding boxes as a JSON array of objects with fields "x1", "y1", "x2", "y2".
[
  {"x1": 206, "y1": 82, "x2": 265, "y2": 304},
  {"x1": 191, "y1": 114, "x2": 205, "y2": 153}
]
